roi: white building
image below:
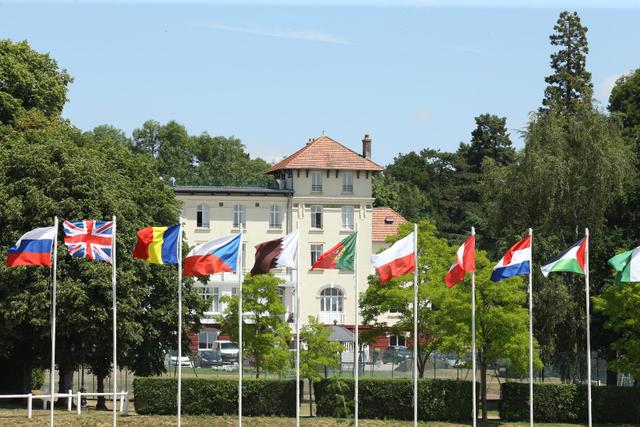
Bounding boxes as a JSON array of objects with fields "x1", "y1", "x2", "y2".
[{"x1": 176, "y1": 135, "x2": 406, "y2": 351}]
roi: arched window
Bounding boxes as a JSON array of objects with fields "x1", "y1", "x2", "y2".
[
  {"x1": 197, "y1": 204, "x2": 209, "y2": 228},
  {"x1": 320, "y1": 287, "x2": 344, "y2": 313}
]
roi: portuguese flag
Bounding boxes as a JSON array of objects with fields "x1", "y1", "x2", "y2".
[
  {"x1": 608, "y1": 246, "x2": 640, "y2": 283},
  {"x1": 541, "y1": 237, "x2": 587, "y2": 277},
  {"x1": 311, "y1": 232, "x2": 357, "y2": 271}
]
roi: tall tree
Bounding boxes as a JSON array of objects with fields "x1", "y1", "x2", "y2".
[
  {"x1": 463, "y1": 114, "x2": 514, "y2": 173},
  {"x1": 219, "y1": 273, "x2": 291, "y2": 378},
  {"x1": 0, "y1": 39, "x2": 72, "y2": 125},
  {"x1": 609, "y1": 68, "x2": 640, "y2": 149},
  {"x1": 542, "y1": 11, "x2": 593, "y2": 113}
]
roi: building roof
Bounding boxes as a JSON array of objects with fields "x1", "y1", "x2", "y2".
[
  {"x1": 265, "y1": 135, "x2": 383, "y2": 173},
  {"x1": 174, "y1": 186, "x2": 293, "y2": 196},
  {"x1": 328, "y1": 325, "x2": 354, "y2": 343},
  {"x1": 372, "y1": 207, "x2": 407, "y2": 242}
]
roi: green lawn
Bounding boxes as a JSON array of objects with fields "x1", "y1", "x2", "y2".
[{"x1": 0, "y1": 408, "x2": 636, "y2": 427}]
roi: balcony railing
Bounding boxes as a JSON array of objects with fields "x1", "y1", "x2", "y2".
[{"x1": 317, "y1": 311, "x2": 345, "y2": 325}]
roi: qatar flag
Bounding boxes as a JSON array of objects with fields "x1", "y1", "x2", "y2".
[{"x1": 444, "y1": 235, "x2": 475, "y2": 288}]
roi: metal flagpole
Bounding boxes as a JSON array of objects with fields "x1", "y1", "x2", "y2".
[
  {"x1": 471, "y1": 226, "x2": 477, "y2": 427},
  {"x1": 238, "y1": 226, "x2": 244, "y2": 427},
  {"x1": 295, "y1": 220, "x2": 300, "y2": 427},
  {"x1": 177, "y1": 219, "x2": 183, "y2": 427},
  {"x1": 413, "y1": 223, "x2": 418, "y2": 427},
  {"x1": 112, "y1": 215, "x2": 117, "y2": 427},
  {"x1": 354, "y1": 225, "x2": 359, "y2": 427},
  {"x1": 585, "y1": 228, "x2": 592, "y2": 427},
  {"x1": 528, "y1": 228, "x2": 534, "y2": 427},
  {"x1": 50, "y1": 216, "x2": 58, "y2": 427}
]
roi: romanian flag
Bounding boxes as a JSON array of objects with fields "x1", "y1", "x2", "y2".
[
  {"x1": 132, "y1": 224, "x2": 181, "y2": 264},
  {"x1": 311, "y1": 232, "x2": 357, "y2": 271}
]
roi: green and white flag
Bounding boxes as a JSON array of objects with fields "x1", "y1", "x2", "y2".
[
  {"x1": 541, "y1": 237, "x2": 587, "y2": 277},
  {"x1": 608, "y1": 246, "x2": 640, "y2": 283}
]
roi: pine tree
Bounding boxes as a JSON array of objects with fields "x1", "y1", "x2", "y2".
[{"x1": 542, "y1": 11, "x2": 593, "y2": 112}]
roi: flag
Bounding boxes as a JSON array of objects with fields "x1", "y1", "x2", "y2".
[
  {"x1": 491, "y1": 235, "x2": 531, "y2": 282},
  {"x1": 445, "y1": 235, "x2": 475, "y2": 288},
  {"x1": 541, "y1": 237, "x2": 587, "y2": 277},
  {"x1": 184, "y1": 234, "x2": 241, "y2": 276},
  {"x1": 371, "y1": 232, "x2": 415, "y2": 285},
  {"x1": 6, "y1": 226, "x2": 57, "y2": 267},
  {"x1": 608, "y1": 246, "x2": 640, "y2": 283},
  {"x1": 311, "y1": 232, "x2": 357, "y2": 271},
  {"x1": 132, "y1": 224, "x2": 180, "y2": 264},
  {"x1": 251, "y1": 231, "x2": 298, "y2": 275},
  {"x1": 63, "y1": 220, "x2": 114, "y2": 263}
]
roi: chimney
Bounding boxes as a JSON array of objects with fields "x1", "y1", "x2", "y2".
[{"x1": 362, "y1": 134, "x2": 372, "y2": 160}]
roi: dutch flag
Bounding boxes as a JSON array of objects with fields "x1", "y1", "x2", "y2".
[{"x1": 491, "y1": 235, "x2": 532, "y2": 282}]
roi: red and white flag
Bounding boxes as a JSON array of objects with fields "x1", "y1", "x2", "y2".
[
  {"x1": 445, "y1": 235, "x2": 475, "y2": 288},
  {"x1": 371, "y1": 232, "x2": 415, "y2": 285}
]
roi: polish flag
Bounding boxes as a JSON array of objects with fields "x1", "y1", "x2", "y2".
[
  {"x1": 445, "y1": 235, "x2": 475, "y2": 288},
  {"x1": 371, "y1": 232, "x2": 415, "y2": 285}
]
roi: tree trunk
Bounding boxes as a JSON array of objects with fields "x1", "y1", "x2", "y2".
[
  {"x1": 481, "y1": 354, "x2": 488, "y2": 421},
  {"x1": 96, "y1": 374, "x2": 107, "y2": 410},
  {"x1": 309, "y1": 379, "x2": 313, "y2": 417},
  {"x1": 56, "y1": 365, "x2": 74, "y2": 408},
  {"x1": 606, "y1": 348, "x2": 618, "y2": 386}
]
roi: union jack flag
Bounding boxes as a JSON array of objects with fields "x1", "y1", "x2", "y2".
[{"x1": 63, "y1": 220, "x2": 114, "y2": 263}]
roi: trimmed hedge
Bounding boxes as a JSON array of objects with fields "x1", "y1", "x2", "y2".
[
  {"x1": 501, "y1": 382, "x2": 640, "y2": 423},
  {"x1": 314, "y1": 378, "x2": 474, "y2": 422},
  {"x1": 134, "y1": 377, "x2": 298, "y2": 416}
]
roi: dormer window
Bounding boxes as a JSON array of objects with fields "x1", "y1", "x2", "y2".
[
  {"x1": 342, "y1": 171, "x2": 353, "y2": 193},
  {"x1": 311, "y1": 171, "x2": 322, "y2": 192}
]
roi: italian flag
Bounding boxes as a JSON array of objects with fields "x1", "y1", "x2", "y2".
[
  {"x1": 608, "y1": 246, "x2": 640, "y2": 283},
  {"x1": 311, "y1": 232, "x2": 357, "y2": 271},
  {"x1": 541, "y1": 237, "x2": 587, "y2": 277}
]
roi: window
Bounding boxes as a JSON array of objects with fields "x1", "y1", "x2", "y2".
[
  {"x1": 269, "y1": 205, "x2": 281, "y2": 228},
  {"x1": 196, "y1": 204, "x2": 209, "y2": 228},
  {"x1": 320, "y1": 288, "x2": 344, "y2": 313},
  {"x1": 198, "y1": 330, "x2": 217, "y2": 350},
  {"x1": 233, "y1": 204, "x2": 246, "y2": 228},
  {"x1": 389, "y1": 335, "x2": 406, "y2": 347},
  {"x1": 341, "y1": 206, "x2": 354, "y2": 230},
  {"x1": 277, "y1": 287, "x2": 285, "y2": 306},
  {"x1": 310, "y1": 205, "x2": 323, "y2": 229},
  {"x1": 242, "y1": 243, "x2": 246, "y2": 272},
  {"x1": 310, "y1": 244, "x2": 323, "y2": 265},
  {"x1": 342, "y1": 172, "x2": 353, "y2": 193},
  {"x1": 285, "y1": 170, "x2": 293, "y2": 190},
  {"x1": 311, "y1": 171, "x2": 322, "y2": 192},
  {"x1": 199, "y1": 286, "x2": 220, "y2": 313},
  {"x1": 232, "y1": 287, "x2": 238, "y2": 297}
]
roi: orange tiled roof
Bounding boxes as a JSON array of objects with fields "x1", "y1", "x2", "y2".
[
  {"x1": 265, "y1": 135, "x2": 383, "y2": 173},
  {"x1": 372, "y1": 207, "x2": 407, "y2": 242}
]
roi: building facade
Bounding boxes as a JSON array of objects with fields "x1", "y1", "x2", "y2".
[{"x1": 175, "y1": 135, "x2": 405, "y2": 351}]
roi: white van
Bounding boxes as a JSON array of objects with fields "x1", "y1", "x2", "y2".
[{"x1": 214, "y1": 340, "x2": 239, "y2": 364}]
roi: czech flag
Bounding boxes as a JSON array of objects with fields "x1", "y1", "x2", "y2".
[
  {"x1": 491, "y1": 235, "x2": 531, "y2": 282},
  {"x1": 371, "y1": 232, "x2": 415, "y2": 285},
  {"x1": 444, "y1": 234, "x2": 475, "y2": 288},
  {"x1": 132, "y1": 224, "x2": 180, "y2": 264},
  {"x1": 184, "y1": 234, "x2": 241, "y2": 276},
  {"x1": 6, "y1": 226, "x2": 57, "y2": 267}
]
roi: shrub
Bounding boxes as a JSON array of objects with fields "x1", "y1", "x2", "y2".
[
  {"x1": 314, "y1": 378, "x2": 474, "y2": 422},
  {"x1": 134, "y1": 377, "x2": 298, "y2": 416},
  {"x1": 31, "y1": 368, "x2": 45, "y2": 390},
  {"x1": 501, "y1": 382, "x2": 640, "y2": 423}
]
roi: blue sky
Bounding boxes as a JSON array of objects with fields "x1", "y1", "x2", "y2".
[{"x1": 1, "y1": 1, "x2": 639, "y2": 166}]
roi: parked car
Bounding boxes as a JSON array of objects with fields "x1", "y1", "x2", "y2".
[
  {"x1": 214, "y1": 340, "x2": 239, "y2": 363},
  {"x1": 195, "y1": 350, "x2": 223, "y2": 368},
  {"x1": 382, "y1": 345, "x2": 412, "y2": 364},
  {"x1": 168, "y1": 352, "x2": 193, "y2": 368}
]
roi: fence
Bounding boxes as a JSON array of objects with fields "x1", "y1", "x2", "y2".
[{"x1": 0, "y1": 390, "x2": 129, "y2": 419}]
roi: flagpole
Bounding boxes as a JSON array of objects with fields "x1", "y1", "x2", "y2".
[
  {"x1": 413, "y1": 223, "x2": 419, "y2": 427},
  {"x1": 528, "y1": 228, "x2": 534, "y2": 427},
  {"x1": 585, "y1": 228, "x2": 592, "y2": 427},
  {"x1": 295, "y1": 220, "x2": 300, "y2": 427},
  {"x1": 112, "y1": 215, "x2": 117, "y2": 427},
  {"x1": 177, "y1": 218, "x2": 183, "y2": 427},
  {"x1": 238, "y1": 225, "x2": 244, "y2": 427},
  {"x1": 471, "y1": 226, "x2": 477, "y2": 427},
  {"x1": 50, "y1": 216, "x2": 58, "y2": 427},
  {"x1": 354, "y1": 225, "x2": 359, "y2": 427}
]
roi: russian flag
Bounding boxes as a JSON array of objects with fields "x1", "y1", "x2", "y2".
[
  {"x1": 184, "y1": 234, "x2": 241, "y2": 276},
  {"x1": 6, "y1": 226, "x2": 57, "y2": 267},
  {"x1": 491, "y1": 235, "x2": 531, "y2": 282}
]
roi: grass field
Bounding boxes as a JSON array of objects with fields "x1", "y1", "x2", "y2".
[{"x1": 0, "y1": 408, "x2": 637, "y2": 427}]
